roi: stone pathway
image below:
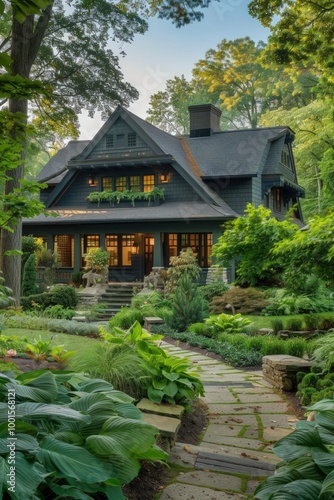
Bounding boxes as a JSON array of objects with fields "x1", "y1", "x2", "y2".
[{"x1": 158, "y1": 343, "x2": 301, "y2": 500}]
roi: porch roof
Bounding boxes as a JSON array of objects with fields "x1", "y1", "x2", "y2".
[{"x1": 24, "y1": 201, "x2": 236, "y2": 225}]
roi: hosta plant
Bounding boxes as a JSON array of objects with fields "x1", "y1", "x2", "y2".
[
  {"x1": 101, "y1": 321, "x2": 205, "y2": 406},
  {"x1": 0, "y1": 369, "x2": 167, "y2": 499},
  {"x1": 254, "y1": 399, "x2": 334, "y2": 499},
  {"x1": 205, "y1": 312, "x2": 251, "y2": 334}
]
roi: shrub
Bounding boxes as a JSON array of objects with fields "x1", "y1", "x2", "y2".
[
  {"x1": 70, "y1": 271, "x2": 84, "y2": 287},
  {"x1": 261, "y1": 336, "x2": 287, "y2": 356},
  {"x1": 41, "y1": 305, "x2": 75, "y2": 320},
  {"x1": 47, "y1": 319, "x2": 100, "y2": 336},
  {"x1": 165, "y1": 248, "x2": 201, "y2": 294},
  {"x1": 0, "y1": 271, "x2": 15, "y2": 309},
  {"x1": 304, "y1": 313, "x2": 321, "y2": 331},
  {"x1": 255, "y1": 400, "x2": 334, "y2": 500},
  {"x1": 21, "y1": 286, "x2": 78, "y2": 311},
  {"x1": 271, "y1": 318, "x2": 284, "y2": 334},
  {"x1": 101, "y1": 321, "x2": 204, "y2": 406},
  {"x1": 187, "y1": 322, "x2": 216, "y2": 338},
  {"x1": 0, "y1": 370, "x2": 167, "y2": 498},
  {"x1": 210, "y1": 287, "x2": 269, "y2": 315},
  {"x1": 285, "y1": 337, "x2": 308, "y2": 358},
  {"x1": 35, "y1": 247, "x2": 58, "y2": 286},
  {"x1": 205, "y1": 312, "x2": 251, "y2": 334},
  {"x1": 70, "y1": 343, "x2": 151, "y2": 399},
  {"x1": 109, "y1": 307, "x2": 144, "y2": 330},
  {"x1": 21, "y1": 253, "x2": 38, "y2": 297},
  {"x1": 286, "y1": 318, "x2": 304, "y2": 331},
  {"x1": 84, "y1": 247, "x2": 109, "y2": 272},
  {"x1": 169, "y1": 275, "x2": 206, "y2": 331},
  {"x1": 199, "y1": 281, "x2": 229, "y2": 302}
]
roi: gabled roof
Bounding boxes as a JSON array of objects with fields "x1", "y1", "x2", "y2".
[
  {"x1": 185, "y1": 127, "x2": 290, "y2": 177},
  {"x1": 37, "y1": 141, "x2": 89, "y2": 183}
]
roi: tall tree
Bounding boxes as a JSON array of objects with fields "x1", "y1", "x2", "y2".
[
  {"x1": 248, "y1": 0, "x2": 334, "y2": 92},
  {"x1": 0, "y1": 0, "x2": 221, "y2": 302}
]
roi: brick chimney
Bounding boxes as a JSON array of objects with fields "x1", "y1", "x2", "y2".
[{"x1": 188, "y1": 104, "x2": 222, "y2": 138}]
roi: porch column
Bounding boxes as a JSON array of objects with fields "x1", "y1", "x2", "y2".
[
  {"x1": 46, "y1": 234, "x2": 53, "y2": 251},
  {"x1": 153, "y1": 232, "x2": 163, "y2": 267},
  {"x1": 73, "y1": 234, "x2": 81, "y2": 272}
]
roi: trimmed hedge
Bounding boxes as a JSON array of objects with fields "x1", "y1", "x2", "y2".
[{"x1": 21, "y1": 286, "x2": 78, "y2": 310}]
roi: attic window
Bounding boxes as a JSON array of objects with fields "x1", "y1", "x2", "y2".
[
  {"x1": 106, "y1": 135, "x2": 114, "y2": 148},
  {"x1": 128, "y1": 133, "x2": 136, "y2": 147},
  {"x1": 280, "y1": 150, "x2": 291, "y2": 168}
]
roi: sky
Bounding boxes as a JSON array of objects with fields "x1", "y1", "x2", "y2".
[{"x1": 78, "y1": 0, "x2": 270, "y2": 140}]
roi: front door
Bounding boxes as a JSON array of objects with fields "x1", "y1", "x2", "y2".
[{"x1": 144, "y1": 235, "x2": 154, "y2": 276}]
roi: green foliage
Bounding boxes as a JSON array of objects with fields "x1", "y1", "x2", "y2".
[
  {"x1": 70, "y1": 343, "x2": 151, "y2": 400},
  {"x1": 254, "y1": 399, "x2": 334, "y2": 500},
  {"x1": 286, "y1": 318, "x2": 304, "y2": 331},
  {"x1": 21, "y1": 253, "x2": 38, "y2": 297},
  {"x1": 0, "y1": 334, "x2": 28, "y2": 357},
  {"x1": 21, "y1": 236, "x2": 43, "y2": 270},
  {"x1": 0, "y1": 369, "x2": 167, "y2": 498},
  {"x1": 304, "y1": 314, "x2": 322, "y2": 332},
  {"x1": 210, "y1": 286, "x2": 269, "y2": 315},
  {"x1": 35, "y1": 248, "x2": 58, "y2": 287},
  {"x1": 109, "y1": 307, "x2": 144, "y2": 331},
  {"x1": 21, "y1": 286, "x2": 78, "y2": 311},
  {"x1": 88, "y1": 187, "x2": 165, "y2": 207},
  {"x1": 0, "y1": 271, "x2": 15, "y2": 309},
  {"x1": 169, "y1": 275, "x2": 206, "y2": 331},
  {"x1": 212, "y1": 204, "x2": 298, "y2": 286},
  {"x1": 206, "y1": 313, "x2": 251, "y2": 334},
  {"x1": 199, "y1": 281, "x2": 229, "y2": 302},
  {"x1": 84, "y1": 247, "x2": 109, "y2": 272},
  {"x1": 187, "y1": 322, "x2": 215, "y2": 338},
  {"x1": 101, "y1": 321, "x2": 204, "y2": 406},
  {"x1": 271, "y1": 319, "x2": 284, "y2": 334},
  {"x1": 46, "y1": 319, "x2": 99, "y2": 336},
  {"x1": 264, "y1": 289, "x2": 334, "y2": 316},
  {"x1": 70, "y1": 271, "x2": 84, "y2": 287},
  {"x1": 165, "y1": 248, "x2": 201, "y2": 294},
  {"x1": 41, "y1": 305, "x2": 75, "y2": 320}
]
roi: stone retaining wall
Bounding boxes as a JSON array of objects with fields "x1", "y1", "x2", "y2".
[{"x1": 262, "y1": 355, "x2": 313, "y2": 391}]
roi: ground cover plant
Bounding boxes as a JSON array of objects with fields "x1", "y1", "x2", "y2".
[
  {"x1": 0, "y1": 370, "x2": 167, "y2": 498},
  {"x1": 254, "y1": 399, "x2": 334, "y2": 500},
  {"x1": 210, "y1": 287, "x2": 269, "y2": 315}
]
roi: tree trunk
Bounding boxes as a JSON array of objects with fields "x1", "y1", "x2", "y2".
[{"x1": 1, "y1": 10, "x2": 52, "y2": 303}]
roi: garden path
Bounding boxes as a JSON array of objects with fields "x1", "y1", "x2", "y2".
[{"x1": 158, "y1": 342, "x2": 301, "y2": 499}]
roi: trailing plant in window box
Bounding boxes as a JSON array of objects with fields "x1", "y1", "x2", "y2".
[{"x1": 88, "y1": 187, "x2": 165, "y2": 207}]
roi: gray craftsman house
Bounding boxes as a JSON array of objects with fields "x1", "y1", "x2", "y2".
[{"x1": 23, "y1": 104, "x2": 304, "y2": 282}]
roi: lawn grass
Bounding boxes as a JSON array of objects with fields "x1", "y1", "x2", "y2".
[{"x1": 5, "y1": 327, "x2": 99, "y2": 355}]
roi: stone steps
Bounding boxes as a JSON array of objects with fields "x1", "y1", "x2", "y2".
[{"x1": 95, "y1": 283, "x2": 139, "y2": 320}]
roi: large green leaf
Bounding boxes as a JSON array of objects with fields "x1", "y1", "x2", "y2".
[
  {"x1": 273, "y1": 428, "x2": 327, "y2": 460},
  {"x1": 254, "y1": 474, "x2": 298, "y2": 499},
  {"x1": 152, "y1": 379, "x2": 167, "y2": 390},
  {"x1": 0, "y1": 456, "x2": 4, "y2": 496},
  {"x1": 268, "y1": 480, "x2": 325, "y2": 499},
  {"x1": 147, "y1": 386, "x2": 164, "y2": 403},
  {"x1": 312, "y1": 451, "x2": 334, "y2": 474},
  {"x1": 0, "y1": 432, "x2": 39, "y2": 453},
  {"x1": 0, "y1": 420, "x2": 38, "y2": 436},
  {"x1": 137, "y1": 443, "x2": 169, "y2": 461},
  {"x1": 37, "y1": 436, "x2": 114, "y2": 483},
  {"x1": 87, "y1": 416, "x2": 158, "y2": 456},
  {"x1": 161, "y1": 370, "x2": 179, "y2": 382},
  {"x1": 276, "y1": 456, "x2": 324, "y2": 481},
  {"x1": 105, "y1": 453, "x2": 141, "y2": 484},
  {"x1": 52, "y1": 430, "x2": 85, "y2": 445},
  {"x1": 6, "y1": 372, "x2": 59, "y2": 403},
  {"x1": 321, "y1": 469, "x2": 334, "y2": 494},
  {"x1": 4, "y1": 452, "x2": 48, "y2": 499},
  {"x1": 308, "y1": 400, "x2": 334, "y2": 412},
  {"x1": 77, "y1": 379, "x2": 115, "y2": 393},
  {"x1": 164, "y1": 381, "x2": 178, "y2": 398},
  {"x1": 316, "y1": 411, "x2": 334, "y2": 433},
  {"x1": 0, "y1": 402, "x2": 91, "y2": 423}
]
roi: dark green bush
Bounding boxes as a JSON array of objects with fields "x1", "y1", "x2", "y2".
[
  {"x1": 109, "y1": 307, "x2": 144, "y2": 330},
  {"x1": 271, "y1": 319, "x2": 284, "y2": 334},
  {"x1": 199, "y1": 282, "x2": 229, "y2": 302},
  {"x1": 286, "y1": 318, "x2": 304, "y2": 331},
  {"x1": 169, "y1": 275, "x2": 206, "y2": 331},
  {"x1": 21, "y1": 253, "x2": 38, "y2": 297},
  {"x1": 21, "y1": 286, "x2": 78, "y2": 311},
  {"x1": 70, "y1": 271, "x2": 84, "y2": 287},
  {"x1": 304, "y1": 313, "x2": 321, "y2": 331},
  {"x1": 210, "y1": 287, "x2": 269, "y2": 315}
]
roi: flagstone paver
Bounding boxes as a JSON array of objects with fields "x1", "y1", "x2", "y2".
[{"x1": 158, "y1": 342, "x2": 301, "y2": 500}]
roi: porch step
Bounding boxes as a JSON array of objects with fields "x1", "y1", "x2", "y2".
[{"x1": 96, "y1": 283, "x2": 139, "y2": 321}]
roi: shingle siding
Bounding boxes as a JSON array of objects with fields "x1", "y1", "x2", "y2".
[{"x1": 219, "y1": 178, "x2": 253, "y2": 214}]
